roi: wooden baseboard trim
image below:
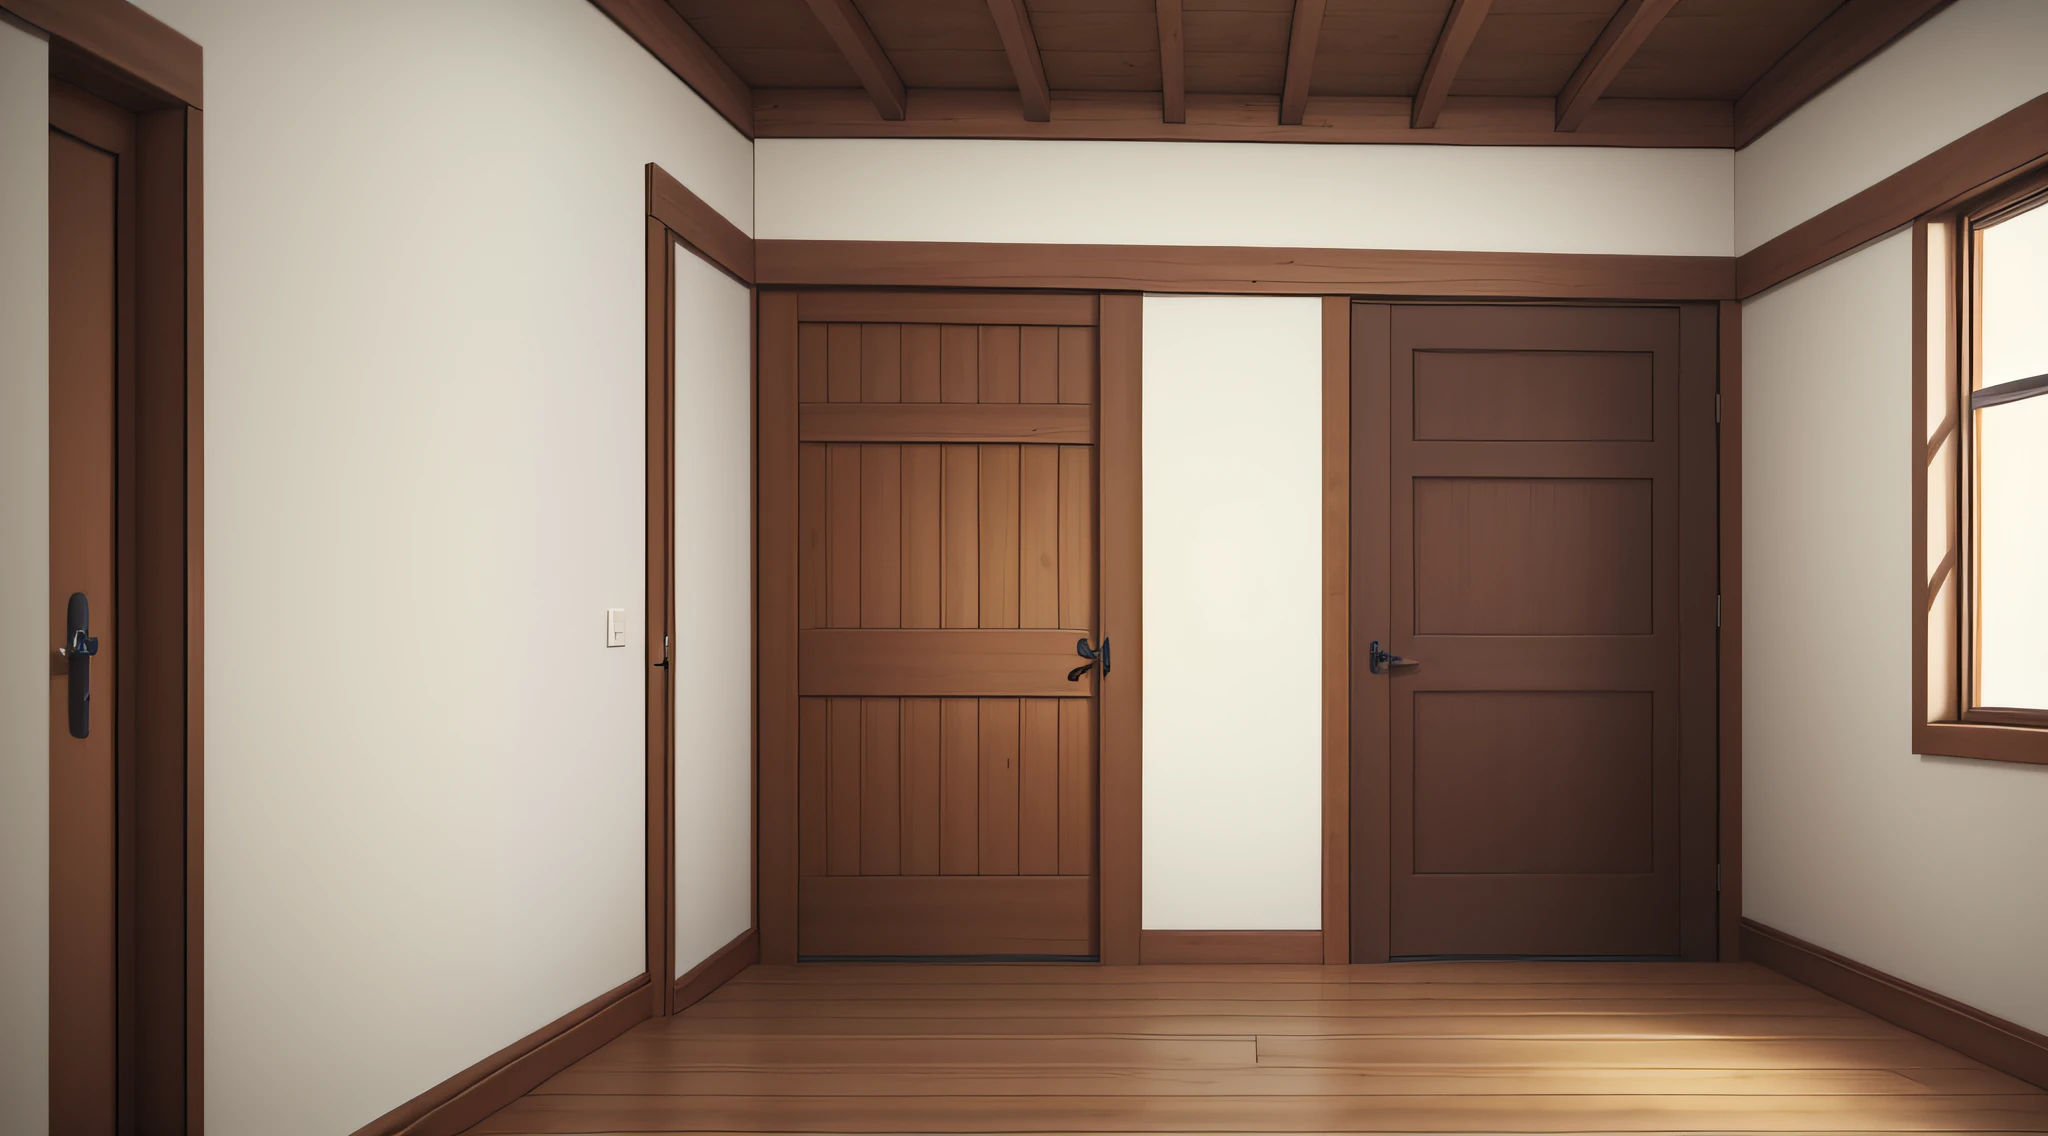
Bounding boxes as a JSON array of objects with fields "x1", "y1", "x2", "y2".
[
  {"x1": 758, "y1": 240, "x2": 1736, "y2": 301},
  {"x1": 1139, "y1": 930, "x2": 1325, "y2": 965},
  {"x1": 675, "y1": 927, "x2": 758, "y2": 1011},
  {"x1": 349, "y1": 973, "x2": 651, "y2": 1136},
  {"x1": 1742, "y1": 919, "x2": 2048, "y2": 1090}
]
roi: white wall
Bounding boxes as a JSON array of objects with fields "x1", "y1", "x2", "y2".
[
  {"x1": 671, "y1": 244, "x2": 754, "y2": 977},
  {"x1": 0, "y1": 19, "x2": 50, "y2": 1136},
  {"x1": 758, "y1": 138, "x2": 1732, "y2": 257},
  {"x1": 1743, "y1": 233, "x2": 2048, "y2": 1035},
  {"x1": 1736, "y1": 0, "x2": 2048, "y2": 254},
  {"x1": 88, "y1": 1, "x2": 753, "y2": 1132},
  {"x1": 1140, "y1": 296, "x2": 1324, "y2": 930}
]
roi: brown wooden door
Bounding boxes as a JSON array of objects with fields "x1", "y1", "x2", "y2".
[
  {"x1": 49, "y1": 84, "x2": 133, "y2": 1135},
  {"x1": 791, "y1": 293, "x2": 1101, "y2": 958},
  {"x1": 1359, "y1": 304, "x2": 1717, "y2": 959}
]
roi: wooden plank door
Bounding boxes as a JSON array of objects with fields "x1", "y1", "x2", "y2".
[
  {"x1": 1365, "y1": 305, "x2": 1715, "y2": 958},
  {"x1": 48, "y1": 84, "x2": 133, "y2": 1135},
  {"x1": 790, "y1": 293, "x2": 1101, "y2": 958}
]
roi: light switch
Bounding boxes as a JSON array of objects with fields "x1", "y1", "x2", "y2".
[{"x1": 605, "y1": 608, "x2": 628, "y2": 648}]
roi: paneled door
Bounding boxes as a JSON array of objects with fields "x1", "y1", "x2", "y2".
[
  {"x1": 789, "y1": 293, "x2": 1102, "y2": 958},
  {"x1": 1355, "y1": 304, "x2": 1718, "y2": 960}
]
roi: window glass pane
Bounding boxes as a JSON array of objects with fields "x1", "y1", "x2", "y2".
[
  {"x1": 1980, "y1": 199, "x2": 2048, "y2": 388},
  {"x1": 1974, "y1": 199, "x2": 2048, "y2": 711}
]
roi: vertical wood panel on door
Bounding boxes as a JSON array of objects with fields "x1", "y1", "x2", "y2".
[
  {"x1": 788, "y1": 294, "x2": 1104, "y2": 958},
  {"x1": 1358, "y1": 305, "x2": 1717, "y2": 960}
]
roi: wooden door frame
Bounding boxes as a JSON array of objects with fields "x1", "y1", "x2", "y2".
[
  {"x1": 645, "y1": 163, "x2": 761, "y2": 1013},
  {"x1": 1336, "y1": 298, "x2": 1735, "y2": 963},
  {"x1": 755, "y1": 288, "x2": 1142, "y2": 964},
  {"x1": 4, "y1": 0, "x2": 205, "y2": 1127}
]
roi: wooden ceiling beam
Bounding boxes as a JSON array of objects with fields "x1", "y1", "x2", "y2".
[
  {"x1": 801, "y1": 0, "x2": 907, "y2": 121},
  {"x1": 586, "y1": 0, "x2": 753, "y2": 137},
  {"x1": 1735, "y1": 0, "x2": 1957, "y2": 148},
  {"x1": 1279, "y1": 0, "x2": 1329, "y2": 126},
  {"x1": 1554, "y1": 0, "x2": 1680, "y2": 133},
  {"x1": 1411, "y1": 0, "x2": 1494, "y2": 129},
  {"x1": 985, "y1": 0, "x2": 1052, "y2": 122},
  {"x1": 1157, "y1": 0, "x2": 1186, "y2": 125}
]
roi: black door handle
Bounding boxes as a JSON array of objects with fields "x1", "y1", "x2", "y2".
[
  {"x1": 62, "y1": 592, "x2": 100, "y2": 739},
  {"x1": 1068, "y1": 636, "x2": 1111, "y2": 682},
  {"x1": 1367, "y1": 640, "x2": 1417, "y2": 676}
]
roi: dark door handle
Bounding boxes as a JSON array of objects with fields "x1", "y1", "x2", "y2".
[
  {"x1": 62, "y1": 592, "x2": 99, "y2": 739},
  {"x1": 1367, "y1": 640, "x2": 1416, "y2": 676},
  {"x1": 1068, "y1": 636, "x2": 1111, "y2": 682}
]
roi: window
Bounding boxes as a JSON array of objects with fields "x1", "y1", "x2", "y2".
[{"x1": 1914, "y1": 173, "x2": 2048, "y2": 765}]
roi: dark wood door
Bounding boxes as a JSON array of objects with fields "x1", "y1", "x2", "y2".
[
  {"x1": 1356, "y1": 304, "x2": 1718, "y2": 959},
  {"x1": 792, "y1": 293, "x2": 1101, "y2": 958},
  {"x1": 49, "y1": 86, "x2": 133, "y2": 1135}
]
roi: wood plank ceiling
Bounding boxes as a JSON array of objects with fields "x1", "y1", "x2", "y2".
[{"x1": 617, "y1": 0, "x2": 1954, "y2": 147}]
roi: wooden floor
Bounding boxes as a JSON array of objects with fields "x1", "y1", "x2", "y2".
[{"x1": 472, "y1": 961, "x2": 2048, "y2": 1134}]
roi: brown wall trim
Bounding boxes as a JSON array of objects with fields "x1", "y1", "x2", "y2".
[
  {"x1": 1737, "y1": 93, "x2": 2048, "y2": 299},
  {"x1": 1734, "y1": 0, "x2": 1955, "y2": 150},
  {"x1": 1097, "y1": 293, "x2": 1144, "y2": 965},
  {"x1": 674, "y1": 929, "x2": 758, "y2": 1013},
  {"x1": 753, "y1": 88, "x2": 1732, "y2": 148},
  {"x1": 1140, "y1": 931, "x2": 1324, "y2": 965},
  {"x1": 759, "y1": 241, "x2": 1736, "y2": 301},
  {"x1": 647, "y1": 163, "x2": 753, "y2": 285},
  {"x1": 1716, "y1": 299, "x2": 1742, "y2": 962},
  {"x1": 351, "y1": 975, "x2": 652, "y2": 1136},
  {"x1": 0, "y1": 0, "x2": 201, "y2": 108},
  {"x1": 1742, "y1": 919, "x2": 2048, "y2": 1091},
  {"x1": 1319, "y1": 296, "x2": 1350, "y2": 966},
  {"x1": 585, "y1": 0, "x2": 752, "y2": 138}
]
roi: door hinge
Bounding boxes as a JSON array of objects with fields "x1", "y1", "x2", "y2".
[
  {"x1": 1716, "y1": 595, "x2": 1722, "y2": 628},
  {"x1": 1716, "y1": 864, "x2": 1723, "y2": 892},
  {"x1": 1715, "y1": 393, "x2": 1721, "y2": 423}
]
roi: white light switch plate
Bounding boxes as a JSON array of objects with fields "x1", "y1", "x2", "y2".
[{"x1": 605, "y1": 608, "x2": 628, "y2": 648}]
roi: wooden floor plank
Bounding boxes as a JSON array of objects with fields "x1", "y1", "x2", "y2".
[
  {"x1": 472, "y1": 1091, "x2": 2048, "y2": 1132},
  {"x1": 471, "y1": 962, "x2": 2048, "y2": 1135}
]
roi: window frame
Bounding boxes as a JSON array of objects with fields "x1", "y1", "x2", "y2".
[{"x1": 1914, "y1": 165, "x2": 2048, "y2": 766}]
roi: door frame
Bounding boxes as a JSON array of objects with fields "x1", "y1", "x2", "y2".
[
  {"x1": 7, "y1": 0, "x2": 205, "y2": 1126},
  {"x1": 644, "y1": 163, "x2": 760, "y2": 1015},
  {"x1": 754, "y1": 288, "x2": 1145, "y2": 964},
  {"x1": 1336, "y1": 299, "x2": 1732, "y2": 962}
]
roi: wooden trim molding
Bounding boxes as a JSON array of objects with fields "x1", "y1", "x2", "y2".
[
  {"x1": 1555, "y1": 0, "x2": 1678, "y2": 132},
  {"x1": 351, "y1": 977, "x2": 652, "y2": 1136},
  {"x1": 1735, "y1": 0, "x2": 1957, "y2": 149},
  {"x1": 1347, "y1": 303, "x2": 1393, "y2": 964},
  {"x1": 1140, "y1": 931, "x2": 1324, "y2": 965},
  {"x1": 674, "y1": 929, "x2": 758, "y2": 1012},
  {"x1": 0, "y1": 0, "x2": 201, "y2": 107},
  {"x1": 1319, "y1": 297, "x2": 1350, "y2": 965},
  {"x1": 1737, "y1": 93, "x2": 2048, "y2": 300},
  {"x1": 1411, "y1": 0, "x2": 1492, "y2": 130},
  {"x1": 585, "y1": 0, "x2": 753, "y2": 138},
  {"x1": 1097, "y1": 293, "x2": 1144, "y2": 965},
  {"x1": 752, "y1": 88, "x2": 1732, "y2": 147},
  {"x1": 647, "y1": 163, "x2": 753, "y2": 285},
  {"x1": 1742, "y1": 919, "x2": 2048, "y2": 1091},
  {"x1": 1279, "y1": 0, "x2": 1327, "y2": 127},
  {"x1": 1716, "y1": 299, "x2": 1743, "y2": 962},
  {"x1": 759, "y1": 241, "x2": 1735, "y2": 300},
  {"x1": 755, "y1": 292, "x2": 801, "y2": 964}
]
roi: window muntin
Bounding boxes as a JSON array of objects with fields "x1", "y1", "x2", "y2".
[{"x1": 1968, "y1": 195, "x2": 2048, "y2": 716}]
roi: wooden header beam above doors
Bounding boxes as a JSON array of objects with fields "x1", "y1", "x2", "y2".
[{"x1": 593, "y1": 0, "x2": 1945, "y2": 150}]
